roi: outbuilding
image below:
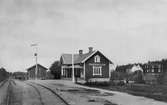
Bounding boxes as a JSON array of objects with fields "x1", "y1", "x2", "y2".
[{"x1": 27, "y1": 64, "x2": 47, "y2": 80}]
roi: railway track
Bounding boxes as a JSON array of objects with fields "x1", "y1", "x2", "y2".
[
  {"x1": 5, "y1": 80, "x2": 22, "y2": 105},
  {"x1": 25, "y1": 82, "x2": 45, "y2": 105},
  {"x1": 5, "y1": 79, "x2": 13, "y2": 105},
  {"x1": 26, "y1": 82, "x2": 70, "y2": 105},
  {"x1": 0, "y1": 80, "x2": 8, "y2": 89}
]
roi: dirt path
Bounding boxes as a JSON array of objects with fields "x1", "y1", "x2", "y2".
[
  {"x1": 0, "y1": 80, "x2": 9, "y2": 105},
  {"x1": 1, "y1": 80, "x2": 167, "y2": 105},
  {"x1": 1, "y1": 80, "x2": 61, "y2": 105},
  {"x1": 14, "y1": 80, "x2": 70, "y2": 105},
  {"x1": 32, "y1": 80, "x2": 167, "y2": 105},
  {"x1": 30, "y1": 80, "x2": 117, "y2": 105}
]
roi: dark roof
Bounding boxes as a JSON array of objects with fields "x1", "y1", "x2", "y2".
[
  {"x1": 116, "y1": 64, "x2": 133, "y2": 72},
  {"x1": 61, "y1": 50, "x2": 112, "y2": 65},
  {"x1": 61, "y1": 51, "x2": 95, "y2": 65},
  {"x1": 27, "y1": 64, "x2": 48, "y2": 71}
]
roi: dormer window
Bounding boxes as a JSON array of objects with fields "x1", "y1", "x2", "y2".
[{"x1": 94, "y1": 55, "x2": 100, "y2": 63}]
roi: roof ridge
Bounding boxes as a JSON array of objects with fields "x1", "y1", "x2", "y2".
[{"x1": 61, "y1": 51, "x2": 96, "y2": 64}]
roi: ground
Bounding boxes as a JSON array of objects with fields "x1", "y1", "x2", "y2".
[{"x1": 0, "y1": 79, "x2": 167, "y2": 105}]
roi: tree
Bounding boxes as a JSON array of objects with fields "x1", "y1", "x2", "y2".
[
  {"x1": 110, "y1": 71, "x2": 128, "y2": 81},
  {"x1": 0, "y1": 67, "x2": 9, "y2": 82},
  {"x1": 110, "y1": 71, "x2": 119, "y2": 81},
  {"x1": 157, "y1": 72, "x2": 167, "y2": 84},
  {"x1": 130, "y1": 70, "x2": 144, "y2": 83},
  {"x1": 49, "y1": 61, "x2": 61, "y2": 79}
]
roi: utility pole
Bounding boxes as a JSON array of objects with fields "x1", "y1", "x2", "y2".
[
  {"x1": 72, "y1": 54, "x2": 75, "y2": 83},
  {"x1": 31, "y1": 43, "x2": 38, "y2": 80}
]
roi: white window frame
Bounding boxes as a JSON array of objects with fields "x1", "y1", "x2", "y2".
[
  {"x1": 152, "y1": 69, "x2": 154, "y2": 73},
  {"x1": 158, "y1": 65, "x2": 161, "y2": 72},
  {"x1": 94, "y1": 55, "x2": 100, "y2": 63},
  {"x1": 146, "y1": 69, "x2": 148, "y2": 72},
  {"x1": 93, "y1": 66, "x2": 102, "y2": 76},
  {"x1": 62, "y1": 68, "x2": 65, "y2": 76}
]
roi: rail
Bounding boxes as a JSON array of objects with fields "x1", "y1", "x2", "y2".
[{"x1": 28, "y1": 82, "x2": 70, "y2": 105}]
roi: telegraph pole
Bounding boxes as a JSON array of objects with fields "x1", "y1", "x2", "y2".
[
  {"x1": 31, "y1": 43, "x2": 38, "y2": 80},
  {"x1": 72, "y1": 54, "x2": 75, "y2": 83}
]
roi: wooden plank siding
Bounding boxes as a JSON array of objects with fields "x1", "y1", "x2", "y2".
[{"x1": 85, "y1": 51, "x2": 110, "y2": 82}]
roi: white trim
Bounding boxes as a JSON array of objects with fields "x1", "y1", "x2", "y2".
[
  {"x1": 94, "y1": 55, "x2": 100, "y2": 63},
  {"x1": 61, "y1": 65, "x2": 82, "y2": 69},
  {"x1": 88, "y1": 78, "x2": 110, "y2": 82},
  {"x1": 61, "y1": 55, "x2": 66, "y2": 64},
  {"x1": 109, "y1": 63, "x2": 111, "y2": 78},
  {"x1": 84, "y1": 62, "x2": 85, "y2": 80},
  {"x1": 81, "y1": 50, "x2": 112, "y2": 64},
  {"x1": 93, "y1": 66, "x2": 102, "y2": 76},
  {"x1": 152, "y1": 69, "x2": 154, "y2": 73},
  {"x1": 61, "y1": 66, "x2": 63, "y2": 76},
  {"x1": 81, "y1": 50, "x2": 98, "y2": 63}
]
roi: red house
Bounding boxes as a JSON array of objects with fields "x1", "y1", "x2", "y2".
[{"x1": 60, "y1": 47, "x2": 113, "y2": 82}]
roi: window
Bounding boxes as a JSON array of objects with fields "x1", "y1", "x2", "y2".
[
  {"x1": 62, "y1": 68, "x2": 66, "y2": 76},
  {"x1": 93, "y1": 66, "x2": 102, "y2": 76},
  {"x1": 158, "y1": 65, "x2": 161, "y2": 72},
  {"x1": 94, "y1": 55, "x2": 100, "y2": 63},
  {"x1": 152, "y1": 69, "x2": 154, "y2": 73}
]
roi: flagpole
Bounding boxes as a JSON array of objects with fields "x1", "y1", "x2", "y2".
[
  {"x1": 72, "y1": 53, "x2": 75, "y2": 82},
  {"x1": 31, "y1": 43, "x2": 38, "y2": 80},
  {"x1": 71, "y1": 40, "x2": 75, "y2": 83},
  {"x1": 35, "y1": 46, "x2": 38, "y2": 80}
]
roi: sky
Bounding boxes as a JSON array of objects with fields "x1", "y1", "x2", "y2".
[{"x1": 1, "y1": 0, "x2": 167, "y2": 72}]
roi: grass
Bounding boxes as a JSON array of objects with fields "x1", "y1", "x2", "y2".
[
  {"x1": 83, "y1": 82, "x2": 167, "y2": 102},
  {"x1": 124, "y1": 84, "x2": 167, "y2": 102}
]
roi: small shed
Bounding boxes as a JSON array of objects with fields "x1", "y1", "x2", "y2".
[{"x1": 27, "y1": 64, "x2": 47, "y2": 80}]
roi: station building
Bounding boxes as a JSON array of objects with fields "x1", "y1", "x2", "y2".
[{"x1": 60, "y1": 47, "x2": 114, "y2": 82}]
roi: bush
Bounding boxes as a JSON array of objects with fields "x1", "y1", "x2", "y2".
[
  {"x1": 0, "y1": 68, "x2": 8, "y2": 82},
  {"x1": 49, "y1": 61, "x2": 61, "y2": 79},
  {"x1": 109, "y1": 80, "x2": 125, "y2": 86},
  {"x1": 117, "y1": 81, "x2": 125, "y2": 86},
  {"x1": 110, "y1": 71, "x2": 127, "y2": 81},
  {"x1": 85, "y1": 81, "x2": 110, "y2": 86}
]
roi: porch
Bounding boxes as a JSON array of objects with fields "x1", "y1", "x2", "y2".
[{"x1": 61, "y1": 65, "x2": 84, "y2": 79}]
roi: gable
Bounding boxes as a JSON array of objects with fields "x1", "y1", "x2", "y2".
[
  {"x1": 60, "y1": 51, "x2": 95, "y2": 65},
  {"x1": 27, "y1": 64, "x2": 47, "y2": 71},
  {"x1": 60, "y1": 50, "x2": 113, "y2": 65},
  {"x1": 82, "y1": 51, "x2": 112, "y2": 64}
]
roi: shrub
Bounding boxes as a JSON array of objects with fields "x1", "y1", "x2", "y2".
[
  {"x1": 109, "y1": 80, "x2": 125, "y2": 86},
  {"x1": 85, "y1": 81, "x2": 110, "y2": 86}
]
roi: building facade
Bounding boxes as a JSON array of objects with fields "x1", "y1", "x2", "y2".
[
  {"x1": 60, "y1": 47, "x2": 114, "y2": 82},
  {"x1": 13, "y1": 72, "x2": 27, "y2": 80},
  {"x1": 142, "y1": 61, "x2": 164, "y2": 84},
  {"x1": 27, "y1": 64, "x2": 47, "y2": 80},
  {"x1": 115, "y1": 64, "x2": 144, "y2": 83}
]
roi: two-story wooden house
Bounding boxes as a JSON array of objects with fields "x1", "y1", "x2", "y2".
[
  {"x1": 60, "y1": 47, "x2": 114, "y2": 82},
  {"x1": 142, "y1": 61, "x2": 164, "y2": 84}
]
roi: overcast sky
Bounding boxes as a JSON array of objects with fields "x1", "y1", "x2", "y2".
[{"x1": 1, "y1": 0, "x2": 167, "y2": 72}]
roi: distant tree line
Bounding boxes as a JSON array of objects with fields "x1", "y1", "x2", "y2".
[
  {"x1": 112, "y1": 63, "x2": 145, "y2": 84},
  {"x1": 110, "y1": 70, "x2": 144, "y2": 84},
  {"x1": 0, "y1": 67, "x2": 9, "y2": 82}
]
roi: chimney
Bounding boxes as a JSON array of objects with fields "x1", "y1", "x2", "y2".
[
  {"x1": 88, "y1": 47, "x2": 93, "y2": 53},
  {"x1": 79, "y1": 50, "x2": 83, "y2": 55}
]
